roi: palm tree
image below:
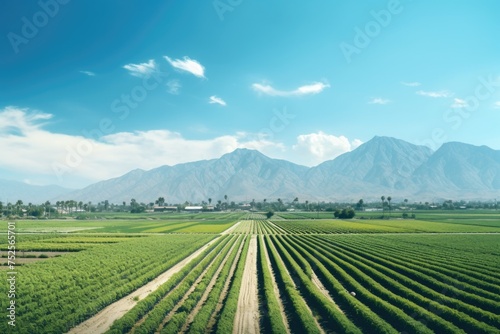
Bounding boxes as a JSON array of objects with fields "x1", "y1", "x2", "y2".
[
  {"x1": 44, "y1": 201, "x2": 51, "y2": 218},
  {"x1": 208, "y1": 198, "x2": 212, "y2": 206},
  {"x1": 381, "y1": 196, "x2": 385, "y2": 217},
  {"x1": 387, "y1": 196, "x2": 392, "y2": 217},
  {"x1": 15, "y1": 200, "x2": 23, "y2": 216},
  {"x1": 305, "y1": 200, "x2": 309, "y2": 211}
]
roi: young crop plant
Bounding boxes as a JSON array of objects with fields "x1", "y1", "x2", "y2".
[
  {"x1": 256, "y1": 235, "x2": 288, "y2": 334},
  {"x1": 214, "y1": 236, "x2": 250, "y2": 334}
]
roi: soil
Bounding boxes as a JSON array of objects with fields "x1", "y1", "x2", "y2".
[
  {"x1": 67, "y1": 237, "x2": 220, "y2": 334},
  {"x1": 233, "y1": 235, "x2": 260, "y2": 334}
]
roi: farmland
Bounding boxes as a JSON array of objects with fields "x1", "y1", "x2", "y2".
[{"x1": 0, "y1": 211, "x2": 499, "y2": 333}]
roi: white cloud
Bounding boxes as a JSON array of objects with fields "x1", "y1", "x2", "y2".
[
  {"x1": 79, "y1": 70, "x2": 96, "y2": 77},
  {"x1": 0, "y1": 106, "x2": 52, "y2": 133},
  {"x1": 252, "y1": 82, "x2": 329, "y2": 97},
  {"x1": 0, "y1": 108, "x2": 366, "y2": 188},
  {"x1": 208, "y1": 95, "x2": 226, "y2": 106},
  {"x1": 416, "y1": 90, "x2": 452, "y2": 98},
  {"x1": 494, "y1": 101, "x2": 500, "y2": 109},
  {"x1": 401, "y1": 81, "x2": 421, "y2": 87},
  {"x1": 451, "y1": 98, "x2": 468, "y2": 108},
  {"x1": 166, "y1": 80, "x2": 181, "y2": 95},
  {"x1": 123, "y1": 59, "x2": 157, "y2": 78},
  {"x1": 292, "y1": 131, "x2": 362, "y2": 166},
  {"x1": 164, "y1": 56, "x2": 205, "y2": 78},
  {"x1": 368, "y1": 98, "x2": 391, "y2": 105},
  {"x1": 0, "y1": 107, "x2": 286, "y2": 188}
]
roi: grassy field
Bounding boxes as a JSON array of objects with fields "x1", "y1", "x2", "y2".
[{"x1": 0, "y1": 210, "x2": 498, "y2": 333}]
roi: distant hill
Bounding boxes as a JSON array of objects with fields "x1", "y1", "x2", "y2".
[
  {"x1": 0, "y1": 179, "x2": 72, "y2": 204},
  {"x1": 56, "y1": 136, "x2": 500, "y2": 203}
]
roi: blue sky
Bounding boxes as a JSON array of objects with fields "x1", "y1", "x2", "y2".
[{"x1": 1, "y1": 0, "x2": 500, "y2": 188}]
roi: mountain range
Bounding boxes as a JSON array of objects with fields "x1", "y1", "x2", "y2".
[{"x1": 2, "y1": 136, "x2": 500, "y2": 204}]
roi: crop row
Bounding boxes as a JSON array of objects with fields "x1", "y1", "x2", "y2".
[
  {"x1": 108, "y1": 235, "x2": 250, "y2": 334},
  {"x1": 114, "y1": 235, "x2": 236, "y2": 334},
  {"x1": 257, "y1": 234, "x2": 500, "y2": 333},
  {"x1": 156, "y1": 235, "x2": 242, "y2": 334},
  {"x1": 0, "y1": 234, "x2": 216, "y2": 334},
  {"x1": 309, "y1": 236, "x2": 500, "y2": 331}
]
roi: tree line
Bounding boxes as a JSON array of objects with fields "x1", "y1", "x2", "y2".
[{"x1": 0, "y1": 196, "x2": 497, "y2": 219}]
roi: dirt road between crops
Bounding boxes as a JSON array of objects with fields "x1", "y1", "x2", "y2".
[
  {"x1": 221, "y1": 221, "x2": 241, "y2": 234},
  {"x1": 67, "y1": 237, "x2": 220, "y2": 334},
  {"x1": 233, "y1": 235, "x2": 260, "y2": 334}
]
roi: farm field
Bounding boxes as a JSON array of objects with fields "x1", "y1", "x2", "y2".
[{"x1": 0, "y1": 212, "x2": 499, "y2": 333}]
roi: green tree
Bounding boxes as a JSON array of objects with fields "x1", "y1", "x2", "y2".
[
  {"x1": 265, "y1": 211, "x2": 274, "y2": 219},
  {"x1": 15, "y1": 200, "x2": 23, "y2": 216},
  {"x1": 387, "y1": 196, "x2": 392, "y2": 217},
  {"x1": 155, "y1": 197, "x2": 165, "y2": 206},
  {"x1": 381, "y1": 196, "x2": 385, "y2": 218},
  {"x1": 356, "y1": 199, "x2": 364, "y2": 211}
]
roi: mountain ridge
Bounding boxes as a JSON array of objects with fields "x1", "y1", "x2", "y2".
[{"x1": 3, "y1": 136, "x2": 500, "y2": 203}]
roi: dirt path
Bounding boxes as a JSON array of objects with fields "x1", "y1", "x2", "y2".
[
  {"x1": 233, "y1": 235, "x2": 259, "y2": 334},
  {"x1": 67, "y1": 237, "x2": 219, "y2": 334},
  {"x1": 260, "y1": 235, "x2": 291, "y2": 333},
  {"x1": 221, "y1": 221, "x2": 242, "y2": 235}
]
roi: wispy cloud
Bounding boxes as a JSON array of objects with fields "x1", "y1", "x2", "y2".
[
  {"x1": 123, "y1": 59, "x2": 157, "y2": 78},
  {"x1": 494, "y1": 101, "x2": 500, "y2": 109},
  {"x1": 166, "y1": 80, "x2": 181, "y2": 95},
  {"x1": 451, "y1": 98, "x2": 468, "y2": 108},
  {"x1": 368, "y1": 97, "x2": 391, "y2": 105},
  {"x1": 79, "y1": 70, "x2": 96, "y2": 77},
  {"x1": 0, "y1": 106, "x2": 52, "y2": 133},
  {"x1": 401, "y1": 81, "x2": 421, "y2": 87},
  {"x1": 252, "y1": 82, "x2": 329, "y2": 97},
  {"x1": 164, "y1": 56, "x2": 205, "y2": 78},
  {"x1": 209, "y1": 95, "x2": 227, "y2": 106},
  {"x1": 416, "y1": 90, "x2": 452, "y2": 98}
]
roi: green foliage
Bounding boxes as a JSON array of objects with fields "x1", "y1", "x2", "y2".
[
  {"x1": 334, "y1": 208, "x2": 356, "y2": 219},
  {"x1": 215, "y1": 236, "x2": 250, "y2": 334},
  {"x1": 0, "y1": 234, "x2": 215, "y2": 334},
  {"x1": 256, "y1": 236, "x2": 292, "y2": 334},
  {"x1": 265, "y1": 210, "x2": 274, "y2": 219},
  {"x1": 109, "y1": 235, "x2": 232, "y2": 334},
  {"x1": 187, "y1": 236, "x2": 244, "y2": 333}
]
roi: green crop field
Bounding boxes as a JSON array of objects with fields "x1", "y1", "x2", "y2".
[{"x1": 1, "y1": 211, "x2": 499, "y2": 333}]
